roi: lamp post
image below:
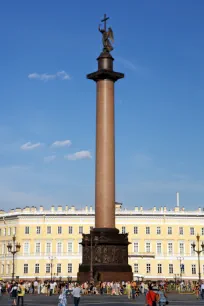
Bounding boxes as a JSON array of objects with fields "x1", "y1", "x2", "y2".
[
  {"x1": 191, "y1": 234, "x2": 204, "y2": 283},
  {"x1": 49, "y1": 256, "x2": 56, "y2": 281},
  {"x1": 174, "y1": 273, "x2": 179, "y2": 289},
  {"x1": 7, "y1": 235, "x2": 21, "y2": 281},
  {"x1": 85, "y1": 230, "x2": 99, "y2": 283},
  {"x1": 177, "y1": 256, "x2": 184, "y2": 281}
]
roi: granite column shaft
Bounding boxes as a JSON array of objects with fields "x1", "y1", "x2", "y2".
[{"x1": 95, "y1": 79, "x2": 115, "y2": 229}]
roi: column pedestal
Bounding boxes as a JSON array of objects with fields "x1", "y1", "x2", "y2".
[{"x1": 78, "y1": 228, "x2": 132, "y2": 282}]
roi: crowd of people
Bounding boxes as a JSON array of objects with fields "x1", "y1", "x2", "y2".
[{"x1": 0, "y1": 279, "x2": 204, "y2": 306}]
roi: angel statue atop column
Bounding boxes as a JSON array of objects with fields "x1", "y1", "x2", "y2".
[{"x1": 98, "y1": 14, "x2": 114, "y2": 53}]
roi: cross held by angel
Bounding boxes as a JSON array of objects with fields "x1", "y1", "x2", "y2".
[{"x1": 99, "y1": 14, "x2": 114, "y2": 53}]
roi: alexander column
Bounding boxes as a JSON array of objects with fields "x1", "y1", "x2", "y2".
[{"x1": 78, "y1": 15, "x2": 132, "y2": 282}]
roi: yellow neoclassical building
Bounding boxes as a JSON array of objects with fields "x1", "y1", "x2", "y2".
[{"x1": 0, "y1": 203, "x2": 204, "y2": 281}]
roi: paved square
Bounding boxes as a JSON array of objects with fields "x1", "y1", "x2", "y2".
[{"x1": 0, "y1": 293, "x2": 203, "y2": 306}]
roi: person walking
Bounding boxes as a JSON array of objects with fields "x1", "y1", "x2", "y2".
[
  {"x1": 17, "y1": 282, "x2": 25, "y2": 306},
  {"x1": 194, "y1": 283, "x2": 200, "y2": 299},
  {"x1": 157, "y1": 286, "x2": 168, "y2": 306},
  {"x1": 50, "y1": 282, "x2": 55, "y2": 296},
  {"x1": 34, "y1": 280, "x2": 38, "y2": 295},
  {"x1": 58, "y1": 284, "x2": 67, "y2": 306},
  {"x1": 146, "y1": 285, "x2": 158, "y2": 306},
  {"x1": 10, "y1": 283, "x2": 18, "y2": 306},
  {"x1": 126, "y1": 282, "x2": 132, "y2": 299},
  {"x1": 144, "y1": 282, "x2": 148, "y2": 296},
  {"x1": 72, "y1": 283, "x2": 81, "y2": 306},
  {"x1": 201, "y1": 281, "x2": 204, "y2": 299}
]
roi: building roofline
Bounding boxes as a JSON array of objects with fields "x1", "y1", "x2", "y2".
[{"x1": 0, "y1": 210, "x2": 204, "y2": 219}]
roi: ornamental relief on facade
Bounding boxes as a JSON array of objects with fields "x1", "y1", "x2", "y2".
[{"x1": 82, "y1": 245, "x2": 128, "y2": 264}]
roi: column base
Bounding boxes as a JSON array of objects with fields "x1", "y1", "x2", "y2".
[
  {"x1": 78, "y1": 271, "x2": 133, "y2": 283},
  {"x1": 78, "y1": 228, "x2": 133, "y2": 282}
]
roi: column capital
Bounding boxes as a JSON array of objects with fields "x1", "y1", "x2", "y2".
[
  {"x1": 87, "y1": 51, "x2": 124, "y2": 82},
  {"x1": 87, "y1": 69, "x2": 124, "y2": 82}
]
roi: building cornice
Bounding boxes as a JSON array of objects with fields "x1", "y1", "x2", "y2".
[{"x1": 1, "y1": 213, "x2": 204, "y2": 221}]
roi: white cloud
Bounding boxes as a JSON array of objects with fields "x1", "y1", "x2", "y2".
[
  {"x1": 20, "y1": 142, "x2": 42, "y2": 151},
  {"x1": 44, "y1": 155, "x2": 56, "y2": 163},
  {"x1": 51, "y1": 140, "x2": 72, "y2": 148},
  {"x1": 28, "y1": 70, "x2": 71, "y2": 82},
  {"x1": 56, "y1": 71, "x2": 70, "y2": 80},
  {"x1": 65, "y1": 150, "x2": 92, "y2": 161},
  {"x1": 28, "y1": 73, "x2": 56, "y2": 81}
]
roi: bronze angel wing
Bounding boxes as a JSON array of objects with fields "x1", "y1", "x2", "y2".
[{"x1": 108, "y1": 27, "x2": 114, "y2": 43}]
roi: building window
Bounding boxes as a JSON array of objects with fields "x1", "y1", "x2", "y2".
[
  {"x1": 179, "y1": 242, "x2": 184, "y2": 255},
  {"x1": 157, "y1": 243, "x2": 162, "y2": 254},
  {"x1": 68, "y1": 263, "x2": 72, "y2": 273},
  {"x1": 13, "y1": 227, "x2": 16, "y2": 235},
  {"x1": 192, "y1": 264, "x2": 196, "y2": 274},
  {"x1": 57, "y1": 263, "x2": 61, "y2": 274},
  {"x1": 202, "y1": 228, "x2": 204, "y2": 236},
  {"x1": 181, "y1": 263, "x2": 185, "y2": 273},
  {"x1": 1, "y1": 264, "x2": 4, "y2": 274},
  {"x1": 35, "y1": 264, "x2": 40, "y2": 273},
  {"x1": 24, "y1": 264, "x2": 28, "y2": 274},
  {"x1": 57, "y1": 242, "x2": 62, "y2": 254},
  {"x1": 6, "y1": 264, "x2": 10, "y2": 274},
  {"x1": 58, "y1": 226, "x2": 62, "y2": 234},
  {"x1": 134, "y1": 263, "x2": 138, "y2": 273},
  {"x1": 79, "y1": 243, "x2": 82, "y2": 254},
  {"x1": 46, "y1": 263, "x2": 50, "y2": 273},
  {"x1": 47, "y1": 226, "x2": 52, "y2": 234},
  {"x1": 190, "y1": 227, "x2": 195, "y2": 235},
  {"x1": 146, "y1": 227, "x2": 150, "y2": 235},
  {"x1": 36, "y1": 226, "x2": 41, "y2": 234},
  {"x1": 25, "y1": 226, "x2": 29, "y2": 234},
  {"x1": 133, "y1": 242, "x2": 138, "y2": 253},
  {"x1": 134, "y1": 227, "x2": 138, "y2": 234},
  {"x1": 145, "y1": 242, "x2": 151, "y2": 253},
  {"x1": 179, "y1": 227, "x2": 184, "y2": 235},
  {"x1": 122, "y1": 226, "x2": 126, "y2": 234},
  {"x1": 191, "y1": 243, "x2": 195, "y2": 255},
  {"x1": 146, "y1": 263, "x2": 151, "y2": 273},
  {"x1": 8, "y1": 228, "x2": 11, "y2": 236},
  {"x1": 168, "y1": 243, "x2": 173, "y2": 255},
  {"x1": 168, "y1": 227, "x2": 172, "y2": 235},
  {"x1": 2, "y1": 244, "x2": 5, "y2": 255},
  {"x1": 169, "y1": 264, "x2": 173, "y2": 274},
  {"x1": 24, "y1": 242, "x2": 29, "y2": 254},
  {"x1": 157, "y1": 264, "x2": 162, "y2": 274},
  {"x1": 68, "y1": 226, "x2": 73, "y2": 234},
  {"x1": 35, "y1": 243, "x2": 41, "y2": 254},
  {"x1": 68, "y1": 242, "x2": 73, "y2": 254},
  {"x1": 79, "y1": 226, "x2": 83, "y2": 234},
  {"x1": 157, "y1": 227, "x2": 161, "y2": 235},
  {"x1": 46, "y1": 242, "x2": 51, "y2": 254},
  {"x1": 3, "y1": 228, "x2": 6, "y2": 236}
]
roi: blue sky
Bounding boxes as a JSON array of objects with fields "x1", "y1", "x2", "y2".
[{"x1": 0, "y1": 0, "x2": 204, "y2": 210}]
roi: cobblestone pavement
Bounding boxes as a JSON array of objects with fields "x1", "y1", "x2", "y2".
[{"x1": 0, "y1": 293, "x2": 203, "y2": 306}]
